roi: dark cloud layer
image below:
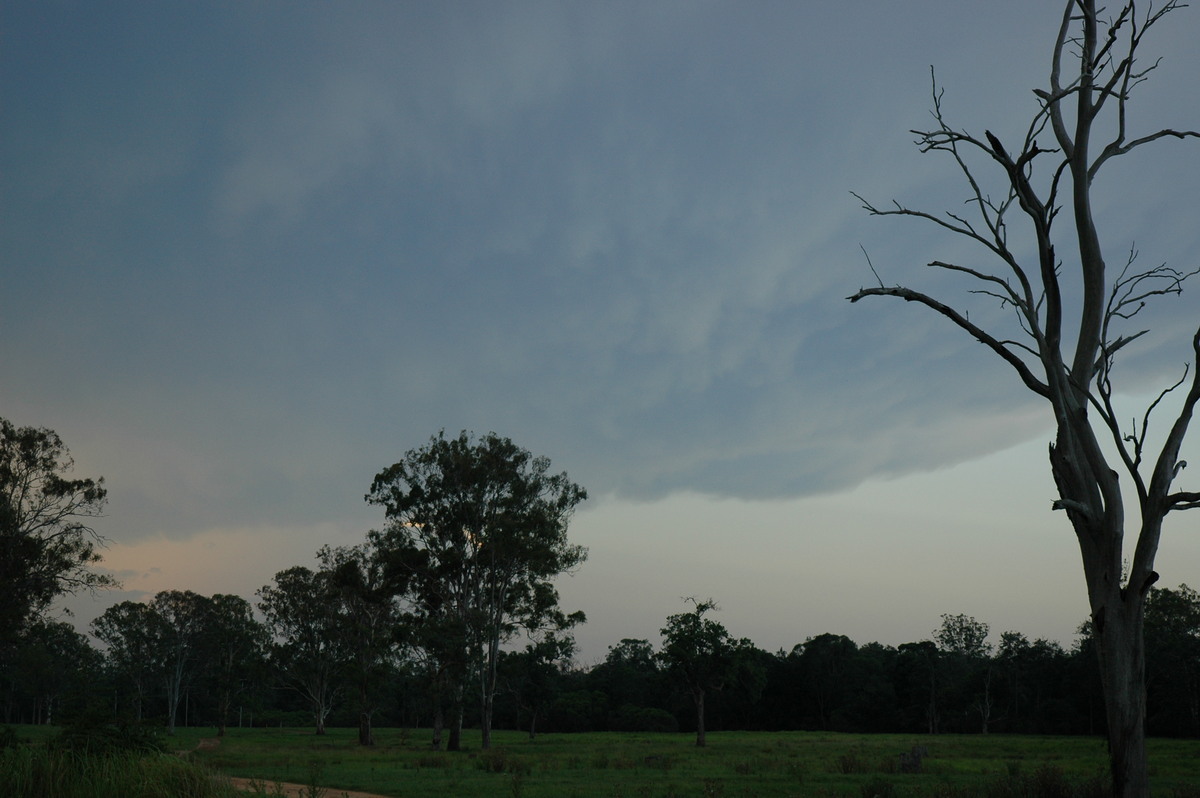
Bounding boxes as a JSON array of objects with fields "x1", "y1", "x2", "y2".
[{"x1": 3, "y1": 0, "x2": 1197, "y2": 547}]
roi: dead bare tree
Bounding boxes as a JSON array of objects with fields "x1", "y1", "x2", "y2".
[{"x1": 848, "y1": 3, "x2": 1198, "y2": 796}]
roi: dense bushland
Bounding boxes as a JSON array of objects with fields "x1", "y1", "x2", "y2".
[{"x1": 3, "y1": 586, "x2": 1197, "y2": 741}]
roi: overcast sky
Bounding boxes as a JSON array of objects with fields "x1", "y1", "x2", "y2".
[{"x1": 4, "y1": 1, "x2": 1198, "y2": 664}]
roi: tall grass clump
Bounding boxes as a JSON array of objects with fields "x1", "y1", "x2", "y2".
[
  {"x1": 0, "y1": 744, "x2": 239, "y2": 798},
  {"x1": 981, "y1": 764, "x2": 1108, "y2": 798}
]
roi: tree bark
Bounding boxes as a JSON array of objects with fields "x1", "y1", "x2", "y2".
[
  {"x1": 1090, "y1": 580, "x2": 1151, "y2": 798},
  {"x1": 447, "y1": 688, "x2": 463, "y2": 752},
  {"x1": 431, "y1": 701, "x2": 444, "y2": 750},
  {"x1": 358, "y1": 679, "x2": 375, "y2": 745},
  {"x1": 694, "y1": 688, "x2": 707, "y2": 747},
  {"x1": 481, "y1": 632, "x2": 499, "y2": 750}
]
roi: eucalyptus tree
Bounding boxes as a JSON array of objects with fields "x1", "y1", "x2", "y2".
[
  {"x1": 92, "y1": 600, "x2": 166, "y2": 722},
  {"x1": 8, "y1": 618, "x2": 101, "y2": 725},
  {"x1": 794, "y1": 633, "x2": 861, "y2": 732},
  {"x1": 590, "y1": 638, "x2": 666, "y2": 719},
  {"x1": 849, "y1": 2, "x2": 1198, "y2": 793},
  {"x1": 658, "y1": 599, "x2": 754, "y2": 747},
  {"x1": 203, "y1": 593, "x2": 268, "y2": 737},
  {"x1": 366, "y1": 430, "x2": 587, "y2": 750},
  {"x1": 499, "y1": 609, "x2": 583, "y2": 739},
  {"x1": 319, "y1": 543, "x2": 400, "y2": 746},
  {"x1": 257, "y1": 566, "x2": 346, "y2": 735},
  {"x1": 934, "y1": 614, "x2": 994, "y2": 733},
  {"x1": 151, "y1": 590, "x2": 211, "y2": 734},
  {"x1": 1, "y1": 418, "x2": 113, "y2": 656},
  {"x1": 1143, "y1": 583, "x2": 1200, "y2": 736}
]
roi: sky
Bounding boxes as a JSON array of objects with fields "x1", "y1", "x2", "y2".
[{"x1": 3, "y1": 1, "x2": 1198, "y2": 665}]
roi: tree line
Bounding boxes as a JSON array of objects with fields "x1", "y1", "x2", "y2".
[
  {"x1": 3, "y1": 581, "x2": 1199, "y2": 743},
  {"x1": 1, "y1": 425, "x2": 590, "y2": 751},
  {"x1": 4, "y1": 406, "x2": 1200, "y2": 771}
]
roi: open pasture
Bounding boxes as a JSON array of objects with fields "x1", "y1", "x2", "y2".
[{"x1": 180, "y1": 727, "x2": 1200, "y2": 797}]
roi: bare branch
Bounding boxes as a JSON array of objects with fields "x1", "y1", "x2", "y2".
[
  {"x1": 1166, "y1": 491, "x2": 1200, "y2": 512},
  {"x1": 1052, "y1": 497, "x2": 1096, "y2": 518},
  {"x1": 1093, "y1": 127, "x2": 1200, "y2": 177},
  {"x1": 859, "y1": 245, "x2": 885, "y2": 288},
  {"x1": 847, "y1": 285, "x2": 1051, "y2": 398}
]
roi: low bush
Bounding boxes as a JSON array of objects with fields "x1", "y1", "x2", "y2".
[{"x1": 0, "y1": 745, "x2": 237, "y2": 798}]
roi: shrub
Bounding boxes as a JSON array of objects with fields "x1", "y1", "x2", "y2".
[
  {"x1": 52, "y1": 720, "x2": 166, "y2": 756},
  {"x1": 860, "y1": 778, "x2": 897, "y2": 798},
  {"x1": 609, "y1": 705, "x2": 679, "y2": 733},
  {"x1": 835, "y1": 749, "x2": 868, "y2": 774},
  {"x1": 474, "y1": 747, "x2": 530, "y2": 776}
]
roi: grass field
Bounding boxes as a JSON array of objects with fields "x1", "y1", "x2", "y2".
[
  {"x1": 175, "y1": 726, "x2": 1200, "y2": 797},
  {"x1": 7, "y1": 725, "x2": 1200, "y2": 797}
]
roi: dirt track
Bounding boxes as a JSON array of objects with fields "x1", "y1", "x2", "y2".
[
  {"x1": 194, "y1": 737, "x2": 394, "y2": 798},
  {"x1": 224, "y1": 776, "x2": 393, "y2": 798}
]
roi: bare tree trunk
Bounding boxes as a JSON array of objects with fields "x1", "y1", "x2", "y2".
[
  {"x1": 431, "y1": 701, "x2": 444, "y2": 750},
  {"x1": 844, "y1": 0, "x2": 1199, "y2": 789},
  {"x1": 979, "y1": 665, "x2": 993, "y2": 734},
  {"x1": 217, "y1": 690, "x2": 230, "y2": 737},
  {"x1": 357, "y1": 677, "x2": 375, "y2": 745},
  {"x1": 1093, "y1": 587, "x2": 1150, "y2": 798},
  {"x1": 694, "y1": 688, "x2": 707, "y2": 747},
  {"x1": 447, "y1": 688, "x2": 463, "y2": 752}
]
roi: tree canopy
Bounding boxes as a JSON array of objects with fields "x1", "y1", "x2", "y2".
[
  {"x1": 1, "y1": 417, "x2": 113, "y2": 653},
  {"x1": 366, "y1": 430, "x2": 587, "y2": 750}
]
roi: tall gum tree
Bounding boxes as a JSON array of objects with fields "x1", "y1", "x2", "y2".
[
  {"x1": 366, "y1": 430, "x2": 587, "y2": 751},
  {"x1": 848, "y1": 2, "x2": 1198, "y2": 795}
]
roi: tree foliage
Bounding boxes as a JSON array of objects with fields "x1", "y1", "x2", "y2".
[
  {"x1": 366, "y1": 430, "x2": 587, "y2": 750},
  {"x1": 257, "y1": 566, "x2": 347, "y2": 735},
  {"x1": 203, "y1": 593, "x2": 268, "y2": 737},
  {"x1": 0, "y1": 418, "x2": 112, "y2": 651},
  {"x1": 658, "y1": 599, "x2": 759, "y2": 747},
  {"x1": 92, "y1": 600, "x2": 168, "y2": 723},
  {"x1": 318, "y1": 543, "x2": 401, "y2": 746},
  {"x1": 149, "y1": 590, "x2": 210, "y2": 735}
]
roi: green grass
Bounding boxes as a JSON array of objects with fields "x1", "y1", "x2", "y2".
[
  {"x1": 0, "y1": 744, "x2": 242, "y2": 798},
  {"x1": 7, "y1": 726, "x2": 1200, "y2": 797},
  {"x1": 184, "y1": 727, "x2": 1200, "y2": 797}
]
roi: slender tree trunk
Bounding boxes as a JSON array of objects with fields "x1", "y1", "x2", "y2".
[
  {"x1": 979, "y1": 665, "x2": 993, "y2": 734},
  {"x1": 447, "y1": 688, "x2": 463, "y2": 752},
  {"x1": 314, "y1": 689, "x2": 327, "y2": 735},
  {"x1": 355, "y1": 676, "x2": 374, "y2": 744},
  {"x1": 358, "y1": 711, "x2": 374, "y2": 746},
  {"x1": 166, "y1": 675, "x2": 181, "y2": 734},
  {"x1": 431, "y1": 701, "x2": 445, "y2": 750},
  {"x1": 217, "y1": 691, "x2": 230, "y2": 737},
  {"x1": 480, "y1": 626, "x2": 501, "y2": 750},
  {"x1": 694, "y1": 688, "x2": 707, "y2": 747},
  {"x1": 927, "y1": 661, "x2": 938, "y2": 735}
]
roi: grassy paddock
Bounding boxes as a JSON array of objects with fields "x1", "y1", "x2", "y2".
[
  {"x1": 178, "y1": 726, "x2": 1200, "y2": 797},
  {"x1": 5, "y1": 725, "x2": 1199, "y2": 797}
]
